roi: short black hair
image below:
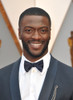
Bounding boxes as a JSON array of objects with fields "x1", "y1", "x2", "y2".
[{"x1": 19, "y1": 7, "x2": 51, "y2": 27}]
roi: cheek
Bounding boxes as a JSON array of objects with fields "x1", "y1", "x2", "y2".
[
  {"x1": 42, "y1": 34, "x2": 50, "y2": 41},
  {"x1": 21, "y1": 34, "x2": 31, "y2": 41}
]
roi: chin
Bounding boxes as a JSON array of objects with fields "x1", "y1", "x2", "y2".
[{"x1": 28, "y1": 50, "x2": 47, "y2": 58}]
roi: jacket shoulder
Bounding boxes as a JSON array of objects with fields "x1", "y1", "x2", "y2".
[
  {"x1": 0, "y1": 58, "x2": 21, "y2": 77},
  {"x1": 52, "y1": 56, "x2": 73, "y2": 79}
]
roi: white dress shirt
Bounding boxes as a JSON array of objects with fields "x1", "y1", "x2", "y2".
[{"x1": 19, "y1": 52, "x2": 51, "y2": 100}]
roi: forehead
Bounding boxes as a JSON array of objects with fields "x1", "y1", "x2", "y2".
[{"x1": 20, "y1": 15, "x2": 50, "y2": 26}]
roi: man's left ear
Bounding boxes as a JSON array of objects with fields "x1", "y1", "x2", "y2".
[{"x1": 49, "y1": 31, "x2": 51, "y2": 40}]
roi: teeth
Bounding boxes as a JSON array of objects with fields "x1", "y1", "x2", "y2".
[
  {"x1": 31, "y1": 43, "x2": 41, "y2": 45},
  {"x1": 31, "y1": 43, "x2": 42, "y2": 48}
]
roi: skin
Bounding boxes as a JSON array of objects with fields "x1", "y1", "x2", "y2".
[{"x1": 19, "y1": 15, "x2": 51, "y2": 62}]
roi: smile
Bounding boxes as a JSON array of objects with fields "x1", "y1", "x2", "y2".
[{"x1": 30, "y1": 43, "x2": 42, "y2": 49}]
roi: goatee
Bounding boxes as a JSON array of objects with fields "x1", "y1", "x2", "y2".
[{"x1": 22, "y1": 39, "x2": 49, "y2": 58}]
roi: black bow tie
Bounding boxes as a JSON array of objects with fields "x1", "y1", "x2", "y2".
[{"x1": 24, "y1": 60, "x2": 43, "y2": 72}]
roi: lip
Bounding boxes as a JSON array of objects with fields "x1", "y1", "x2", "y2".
[{"x1": 30, "y1": 43, "x2": 42, "y2": 49}]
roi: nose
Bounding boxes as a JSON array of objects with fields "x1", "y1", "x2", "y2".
[{"x1": 32, "y1": 29, "x2": 41, "y2": 40}]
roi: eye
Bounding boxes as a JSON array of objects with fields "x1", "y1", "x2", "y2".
[
  {"x1": 25, "y1": 29, "x2": 31, "y2": 32},
  {"x1": 40, "y1": 29, "x2": 48, "y2": 34},
  {"x1": 24, "y1": 28, "x2": 33, "y2": 33},
  {"x1": 41, "y1": 29, "x2": 45, "y2": 32}
]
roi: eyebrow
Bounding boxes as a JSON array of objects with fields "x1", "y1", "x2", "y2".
[{"x1": 23, "y1": 26, "x2": 49, "y2": 29}]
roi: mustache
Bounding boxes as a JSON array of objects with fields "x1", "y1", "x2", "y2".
[{"x1": 27, "y1": 39, "x2": 45, "y2": 43}]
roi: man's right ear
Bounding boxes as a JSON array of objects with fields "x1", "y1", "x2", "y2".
[{"x1": 18, "y1": 28, "x2": 22, "y2": 40}]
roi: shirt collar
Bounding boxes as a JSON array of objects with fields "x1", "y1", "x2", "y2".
[{"x1": 19, "y1": 52, "x2": 51, "y2": 75}]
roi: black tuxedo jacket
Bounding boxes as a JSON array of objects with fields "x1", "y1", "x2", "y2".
[{"x1": 0, "y1": 56, "x2": 73, "y2": 100}]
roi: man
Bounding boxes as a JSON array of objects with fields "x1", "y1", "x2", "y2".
[{"x1": 0, "y1": 7, "x2": 73, "y2": 100}]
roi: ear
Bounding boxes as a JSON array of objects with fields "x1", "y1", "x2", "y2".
[
  {"x1": 49, "y1": 29, "x2": 51, "y2": 40},
  {"x1": 18, "y1": 28, "x2": 22, "y2": 40}
]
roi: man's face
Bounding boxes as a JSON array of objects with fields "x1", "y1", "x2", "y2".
[{"x1": 19, "y1": 15, "x2": 51, "y2": 60}]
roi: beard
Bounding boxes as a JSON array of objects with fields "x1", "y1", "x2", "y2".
[{"x1": 22, "y1": 39, "x2": 50, "y2": 58}]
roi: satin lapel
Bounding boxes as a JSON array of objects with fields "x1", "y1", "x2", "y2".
[
  {"x1": 38, "y1": 56, "x2": 58, "y2": 100},
  {"x1": 10, "y1": 58, "x2": 21, "y2": 100}
]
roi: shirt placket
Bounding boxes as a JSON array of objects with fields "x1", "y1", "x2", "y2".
[{"x1": 30, "y1": 68, "x2": 36, "y2": 100}]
